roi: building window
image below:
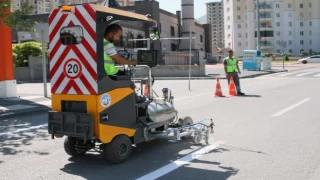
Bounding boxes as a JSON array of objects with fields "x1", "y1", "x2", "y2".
[
  {"x1": 300, "y1": 4, "x2": 303, "y2": 8},
  {"x1": 310, "y1": 40, "x2": 312, "y2": 44},
  {"x1": 289, "y1": 49, "x2": 292, "y2": 53},
  {"x1": 289, "y1": 31, "x2": 292, "y2": 35},
  {"x1": 277, "y1": 40, "x2": 281, "y2": 45},
  {"x1": 288, "y1": 40, "x2": 292, "y2": 45},
  {"x1": 300, "y1": 31, "x2": 304, "y2": 36},
  {"x1": 238, "y1": 42, "x2": 241, "y2": 46},
  {"x1": 228, "y1": 25, "x2": 230, "y2": 29},
  {"x1": 237, "y1": 6, "x2": 240, "y2": 11},
  {"x1": 300, "y1": 13, "x2": 303, "y2": 17},
  {"x1": 309, "y1": 21, "x2": 312, "y2": 26},
  {"x1": 289, "y1": 12, "x2": 292, "y2": 17},
  {"x1": 200, "y1": 35, "x2": 203, "y2": 42},
  {"x1": 300, "y1": 40, "x2": 304, "y2": 45},
  {"x1": 309, "y1": 3, "x2": 312, "y2": 7},
  {"x1": 300, "y1": 22, "x2": 304, "y2": 27},
  {"x1": 237, "y1": 24, "x2": 241, "y2": 28},
  {"x1": 170, "y1": 26, "x2": 175, "y2": 36},
  {"x1": 277, "y1": 49, "x2": 280, "y2": 53},
  {"x1": 289, "y1": 22, "x2": 292, "y2": 27},
  {"x1": 276, "y1": 13, "x2": 280, "y2": 18},
  {"x1": 276, "y1": 31, "x2": 280, "y2": 36},
  {"x1": 309, "y1": 12, "x2": 312, "y2": 17},
  {"x1": 237, "y1": 15, "x2": 241, "y2": 20},
  {"x1": 276, "y1": 22, "x2": 280, "y2": 27},
  {"x1": 238, "y1": 33, "x2": 241, "y2": 37},
  {"x1": 288, "y1": 3, "x2": 292, "y2": 8},
  {"x1": 309, "y1": 31, "x2": 312, "y2": 36},
  {"x1": 276, "y1": 4, "x2": 280, "y2": 8}
]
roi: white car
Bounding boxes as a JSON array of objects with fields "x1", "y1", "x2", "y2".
[{"x1": 298, "y1": 55, "x2": 320, "y2": 64}]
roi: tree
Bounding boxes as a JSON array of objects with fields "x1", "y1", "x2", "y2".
[{"x1": 0, "y1": 0, "x2": 37, "y2": 43}]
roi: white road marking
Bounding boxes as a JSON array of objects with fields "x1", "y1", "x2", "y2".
[
  {"x1": 0, "y1": 105, "x2": 36, "y2": 111},
  {"x1": 278, "y1": 72, "x2": 298, "y2": 77},
  {"x1": 314, "y1": 73, "x2": 320, "y2": 77},
  {"x1": 295, "y1": 72, "x2": 314, "y2": 77},
  {"x1": 136, "y1": 141, "x2": 224, "y2": 180},
  {"x1": 20, "y1": 96, "x2": 43, "y2": 100},
  {"x1": 0, "y1": 124, "x2": 48, "y2": 137},
  {"x1": 272, "y1": 98, "x2": 310, "y2": 117}
]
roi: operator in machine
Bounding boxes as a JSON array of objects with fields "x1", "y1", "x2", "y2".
[
  {"x1": 103, "y1": 23, "x2": 137, "y2": 80},
  {"x1": 223, "y1": 50, "x2": 245, "y2": 96}
]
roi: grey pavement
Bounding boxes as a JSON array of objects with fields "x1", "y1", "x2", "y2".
[
  {"x1": 1, "y1": 62, "x2": 319, "y2": 118},
  {"x1": 1, "y1": 68, "x2": 320, "y2": 179}
]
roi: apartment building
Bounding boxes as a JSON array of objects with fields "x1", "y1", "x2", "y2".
[
  {"x1": 224, "y1": 0, "x2": 320, "y2": 56},
  {"x1": 206, "y1": 1, "x2": 225, "y2": 51},
  {"x1": 10, "y1": 0, "x2": 131, "y2": 14}
]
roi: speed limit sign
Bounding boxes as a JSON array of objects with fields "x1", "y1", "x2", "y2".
[{"x1": 63, "y1": 59, "x2": 82, "y2": 79}]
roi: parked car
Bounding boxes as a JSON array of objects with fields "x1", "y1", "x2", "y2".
[{"x1": 298, "y1": 55, "x2": 320, "y2": 64}]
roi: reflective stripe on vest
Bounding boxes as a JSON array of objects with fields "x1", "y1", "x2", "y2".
[
  {"x1": 103, "y1": 39, "x2": 118, "y2": 75},
  {"x1": 224, "y1": 57, "x2": 238, "y2": 72}
]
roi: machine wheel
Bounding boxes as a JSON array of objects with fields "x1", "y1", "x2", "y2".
[
  {"x1": 302, "y1": 60, "x2": 307, "y2": 64},
  {"x1": 193, "y1": 134, "x2": 202, "y2": 145},
  {"x1": 104, "y1": 135, "x2": 132, "y2": 164},
  {"x1": 180, "y1": 116, "x2": 194, "y2": 138},
  {"x1": 64, "y1": 137, "x2": 86, "y2": 157}
]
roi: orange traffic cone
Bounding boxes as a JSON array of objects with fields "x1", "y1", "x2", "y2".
[
  {"x1": 143, "y1": 84, "x2": 149, "y2": 96},
  {"x1": 229, "y1": 76, "x2": 237, "y2": 96},
  {"x1": 214, "y1": 77, "x2": 224, "y2": 97}
]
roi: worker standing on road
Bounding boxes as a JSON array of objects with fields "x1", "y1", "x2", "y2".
[{"x1": 223, "y1": 50, "x2": 245, "y2": 96}]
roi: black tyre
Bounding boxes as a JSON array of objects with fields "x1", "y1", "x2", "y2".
[
  {"x1": 104, "y1": 135, "x2": 132, "y2": 164},
  {"x1": 180, "y1": 116, "x2": 194, "y2": 138},
  {"x1": 64, "y1": 137, "x2": 86, "y2": 157},
  {"x1": 302, "y1": 60, "x2": 307, "y2": 64}
]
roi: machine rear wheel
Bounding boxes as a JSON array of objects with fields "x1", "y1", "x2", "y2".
[
  {"x1": 180, "y1": 116, "x2": 194, "y2": 138},
  {"x1": 64, "y1": 137, "x2": 86, "y2": 157},
  {"x1": 104, "y1": 135, "x2": 132, "y2": 164}
]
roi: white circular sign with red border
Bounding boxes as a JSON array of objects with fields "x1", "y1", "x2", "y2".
[{"x1": 63, "y1": 59, "x2": 82, "y2": 79}]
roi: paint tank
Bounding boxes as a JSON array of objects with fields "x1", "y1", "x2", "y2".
[{"x1": 147, "y1": 102, "x2": 177, "y2": 124}]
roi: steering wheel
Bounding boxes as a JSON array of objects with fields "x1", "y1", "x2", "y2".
[{"x1": 117, "y1": 49, "x2": 130, "y2": 59}]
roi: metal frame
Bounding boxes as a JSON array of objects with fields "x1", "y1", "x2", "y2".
[{"x1": 145, "y1": 119, "x2": 214, "y2": 145}]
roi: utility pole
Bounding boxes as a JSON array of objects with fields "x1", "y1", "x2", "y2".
[{"x1": 256, "y1": 0, "x2": 261, "y2": 51}]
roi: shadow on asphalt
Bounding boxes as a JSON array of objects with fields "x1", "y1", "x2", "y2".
[
  {"x1": 60, "y1": 138, "x2": 240, "y2": 180},
  {"x1": 238, "y1": 95, "x2": 262, "y2": 98},
  {"x1": 0, "y1": 130, "x2": 50, "y2": 156}
]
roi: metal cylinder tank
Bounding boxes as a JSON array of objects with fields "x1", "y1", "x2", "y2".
[{"x1": 147, "y1": 101, "x2": 177, "y2": 124}]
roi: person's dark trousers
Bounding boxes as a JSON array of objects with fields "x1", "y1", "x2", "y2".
[
  {"x1": 108, "y1": 70, "x2": 135, "y2": 90},
  {"x1": 226, "y1": 72, "x2": 242, "y2": 93}
]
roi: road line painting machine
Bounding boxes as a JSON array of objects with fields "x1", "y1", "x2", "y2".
[{"x1": 47, "y1": 3, "x2": 214, "y2": 164}]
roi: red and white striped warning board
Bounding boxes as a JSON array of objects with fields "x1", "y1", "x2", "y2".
[{"x1": 49, "y1": 4, "x2": 97, "y2": 95}]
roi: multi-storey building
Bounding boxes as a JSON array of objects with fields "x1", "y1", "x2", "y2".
[
  {"x1": 224, "y1": 0, "x2": 320, "y2": 56},
  {"x1": 10, "y1": 0, "x2": 131, "y2": 14},
  {"x1": 206, "y1": 1, "x2": 225, "y2": 51}
]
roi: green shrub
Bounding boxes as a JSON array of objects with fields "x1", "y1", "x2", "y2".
[{"x1": 12, "y1": 41, "x2": 48, "y2": 67}]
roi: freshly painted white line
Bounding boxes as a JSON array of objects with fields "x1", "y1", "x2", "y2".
[
  {"x1": 295, "y1": 72, "x2": 314, "y2": 77},
  {"x1": 272, "y1": 98, "x2": 310, "y2": 117},
  {"x1": 0, "y1": 105, "x2": 36, "y2": 111},
  {"x1": 314, "y1": 73, "x2": 320, "y2": 77},
  {"x1": 136, "y1": 141, "x2": 224, "y2": 180},
  {"x1": 0, "y1": 124, "x2": 48, "y2": 137}
]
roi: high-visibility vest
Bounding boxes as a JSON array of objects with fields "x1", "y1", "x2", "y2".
[
  {"x1": 104, "y1": 39, "x2": 119, "y2": 75},
  {"x1": 224, "y1": 57, "x2": 238, "y2": 72}
]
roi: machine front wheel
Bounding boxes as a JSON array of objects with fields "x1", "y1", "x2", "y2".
[
  {"x1": 180, "y1": 116, "x2": 194, "y2": 138},
  {"x1": 64, "y1": 137, "x2": 86, "y2": 157},
  {"x1": 104, "y1": 135, "x2": 132, "y2": 164}
]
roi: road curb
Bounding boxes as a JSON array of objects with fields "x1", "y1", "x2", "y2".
[{"x1": 0, "y1": 107, "x2": 50, "y2": 119}]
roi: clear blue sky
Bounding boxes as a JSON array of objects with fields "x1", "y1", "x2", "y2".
[{"x1": 156, "y1": 0, "x2": 220, "y2": 19}]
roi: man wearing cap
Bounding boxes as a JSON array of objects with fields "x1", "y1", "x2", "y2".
[{"x1": 223, "y1": 50, "x2": 245, "y2": 95}]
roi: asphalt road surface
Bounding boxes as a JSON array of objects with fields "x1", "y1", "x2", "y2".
[{"x1": 1, "y1": 68, "x2": 320, "y2": 180}]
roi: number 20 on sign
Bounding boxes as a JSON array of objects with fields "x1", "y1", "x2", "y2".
[{"x1": 64, "y1": 59, "x2": 82, "y2": 79}]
